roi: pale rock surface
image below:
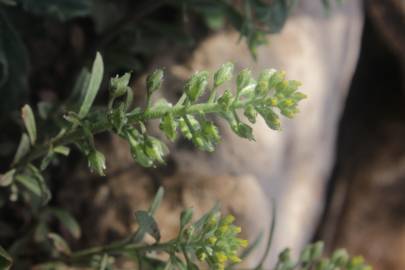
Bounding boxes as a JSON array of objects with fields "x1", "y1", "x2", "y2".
[{"x1": 143, "y1": 0, "x2": 364, "y2": 265}]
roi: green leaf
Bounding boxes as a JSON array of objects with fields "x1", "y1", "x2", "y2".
[
  {"x1": 21, "y1": 104, "x2": 37, "y2": 145},
  {"x1": 49, "y1": 208, "x2": 81, "y2": 239},
  {"x1": 0, "y1": 246, "x2": 12, "y2": 270},
  {"x1": 0, "y1": 0, "x2": 16, "y2": 6},
  {"x1": 54, "y1": 146, "x2": 70, "y2": 156},
  {"x1": 135, "y1": 211, "x2": 161, "y2": 242},
  {"x1": 180, "y1": 208, "x2": 193, "y2": 230},
  {"x1": 78, "y1": 52, "x2": 104, "y2": 118},
  {"x1": 48, "y1": 233, "x2": 71, "y2": 255},
  {"x1": 18, "y1": 0, "x2": 91, "y2": 21},
  {"x1": 0, "y1": 169, "x2": 15, "y2": 187},
  {"x1": 15, "y1": 174, "x2": 41, "y2": 197},
  {"x1": 149, "y1": 187, "x2": 164, "y2": 216},
  {"x1": 12, "y1": 133, "x2": 30, "y2": 164}
]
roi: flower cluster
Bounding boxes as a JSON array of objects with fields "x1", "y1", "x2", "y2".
[{"x1": 189, "y1": 213, "x2": 248, "y2": 270}]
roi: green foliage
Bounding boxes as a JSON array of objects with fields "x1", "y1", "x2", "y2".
[{"x1": 271, "y1": 243, "x2": 372, "y2": 270}]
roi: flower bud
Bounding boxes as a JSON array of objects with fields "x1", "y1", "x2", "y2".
[
  {"x1": 88, "y1": 150, "x2": 106, "y2": 176},
  {"x1": 110, "y1": 73, "x2": 131, "y2": 98},
  {"x1": 185, "y1": 71, "x2": 208, "y2": 102},
  {"x1": 214, "y1": 62, "x2": 234, "y2": 87},
  {"x1": 146, "y1": 69, "x2": 164, "y2": 95}
]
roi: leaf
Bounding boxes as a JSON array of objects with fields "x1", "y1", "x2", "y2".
[
  {"x1": 21, "y1": 104, "x2": 37, "y2": 145},
  {"x1": 48, "y1": 233, "x2": 71, "y2": 255},
  {"x1": 135, "y1": 211, "x2": 161, "y2": 242},
  {"x1": 12, "y1": 133, "x2": 30, "y2": 164},
  {"x1": 0, "y1": 169, "x2": 15, "y2": 187},
  {"x1": 0, "y1": 246, "x2": 12, "y2": 270},
  {"x1": 0, "y1": 11, "x2": 29, "y2": 115},
  {"x1": 0, "y1": 0, "x2": 16, "y2": 6},
  {"x1": 78, "y1": 52, "x2": 104, "y2": 118},
  {"x1": 15, "y1": 174, "x2": 41, "y2": 198},
  {"x1": 149, "y1": 187, "x2": 164, "y2": 216},
  {"x1": 54, "y1": 146, "x2": 70, "y2": 156},
  {"x1": 18, "y1": 0, "x2": 91, "y2": 21},
  {"x1": 49, "y1": 208, "x2": 81, "y2": 239}
]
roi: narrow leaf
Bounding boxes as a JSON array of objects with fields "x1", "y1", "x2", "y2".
[
  {"x1": 0, "y1": 246, "x2": 12, "y2": 270},
  {"x1": 49, "y1": 208, "x2": 81, "y2": 239},
  {"x1": 48, "y1": 233, "x2": 71, "y2": 255},
  {"x1": 12, "y1": 133, "x2": 30, "y2": 164},
  {"x1": 21, "y1": 104, "x2": 37, "y2": 144},
  {"x1": 0, "y1": 169, "x2": 15, "y2": 187},
  {"x1": 78, "y1": 52, "x2": 104, "y2": 118},
  {"x1": 15, "y1": 174, "x2": 41, "y2": 197},
  {"x1": 149, "y1": 187, "x2": 164, "y2": 216}
]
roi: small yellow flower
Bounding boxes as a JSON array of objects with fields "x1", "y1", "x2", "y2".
[
  {"x1": 208, "y1": 236, "x2": 217, "y2": 245},
  {"x1": 215, "y1": 251, "x2": 228, "y2": 263},
  {"x1": 229, "y1": 255, "x2": 242, "y2": 263}
]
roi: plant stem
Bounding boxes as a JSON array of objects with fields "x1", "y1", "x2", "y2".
[{"x1": 12, "y1": 98, "x2": 256, "y2": 170}]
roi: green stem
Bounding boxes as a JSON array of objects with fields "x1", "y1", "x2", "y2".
[{"x1": 12, "y1": 98, "x2": 256, "y2": 171}]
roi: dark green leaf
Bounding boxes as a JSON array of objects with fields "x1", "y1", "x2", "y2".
[{"x1": 135, "y1": 210, "x2": 161, "y2": 242}]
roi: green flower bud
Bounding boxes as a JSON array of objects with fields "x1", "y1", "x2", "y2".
[
  {"x1": 185, "y1": 71, "x2": 208, "y2": 102},
  {"x1": 201, "y1": 121, "x2": 220, "y2": 143},
  {"x1": 256, "y1": 107, "x2": 281, "y2": 130},
  {"x1": 218, "y1": 90, "x2": 233, "y2": 111},
  {"x1": 311, "y1": 241, "x2": 324, "y2": 260},
  {"x1": 88, "y1": 150, "x2": 106, "y2": 176},
  {"x1": 214, "y1": 62, "x2": 234, "y2": 87},
  {"x1": 146, "y1": 69, "x2": 164, "y2": 95},
  {"x1": 236, "y1": 69, "x2": 253, "y2": 94},
  {"x1": 331, "y1": 249, "x2": 349, "y2": 267},
  {"x1": 179, "y1": 118, "x2": 192, "y2": 140},
  {"x1": 159, "y1": 113, "x2": 177, "y2": 141},
  {"x1": 269, "y1": 70, "x2": 286, "y2": 90},
  {"x1": 144, "y1": 136, "x2": 168, "y2": 164},
  {"x1": 232, "y1": 122, "x2": 254, "y2": 141},
  {"x1": 110, "y1": 73, "x2": 131, "y2": 98},
  {"x1": 244, "y1": 104, "x2": 257, "y2": 124},
  {"x1": 255, "y1": 69, "x2": 275, "y2": 96}
]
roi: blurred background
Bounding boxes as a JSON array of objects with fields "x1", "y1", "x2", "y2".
[{"x1": 0, "y1": 0, "x2": 404, "y2": 269}]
